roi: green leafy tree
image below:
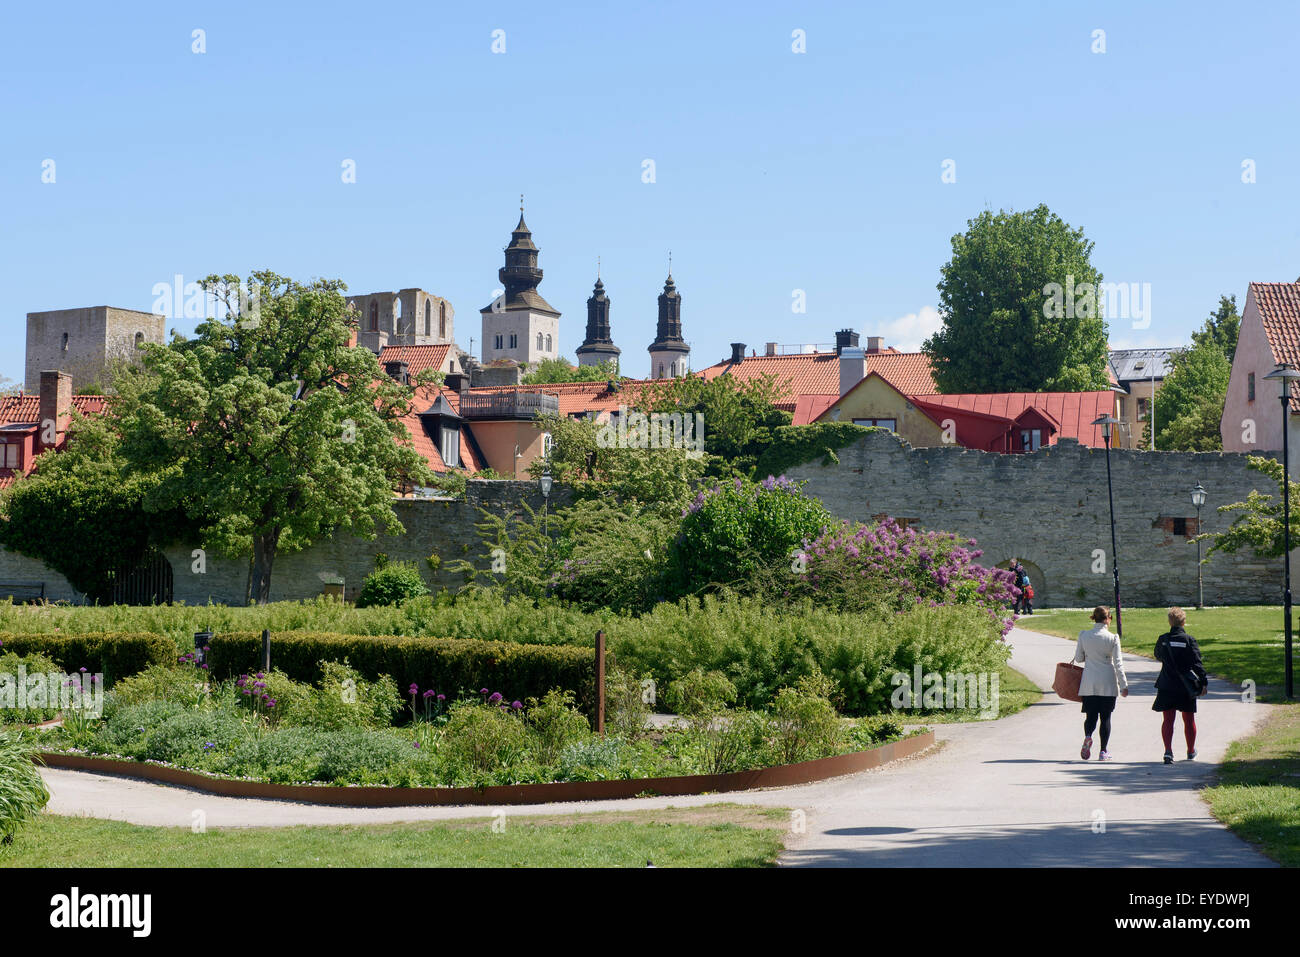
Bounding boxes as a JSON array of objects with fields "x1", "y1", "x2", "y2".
[
  {"x1": 112, "y1": 271, "x2": 434, "y2": 603},
  {"x1": 528, "y1": 411, "x2": 705, "y2": 517},
  {"x1": 521, "y1": 357, "x2": 618, "y2": 384},
  {"x1": 1203, "y1": 456, "x2": 1299, "y2": 561},
  {"x1": 1146, "y1": 341, "x2": 1229, "y2": 450},
  {"x1": 643, "y1": 373, "x2": 792, "y2": 478},
  {"x1": 1191, "y1": 294, "x2": 1241, "y2": 364},
  {"x1": 924, "y1": 205, "x2": 1110, "y2": 393},
  {"x1": 0, "y1": 411, "x2": 193, "y2": 601}
]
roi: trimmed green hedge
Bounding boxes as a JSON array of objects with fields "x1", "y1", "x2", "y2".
[
  {"x1": 0, "y1": 632, "x2": 176, "y2": 686},
  {"x1": 208, "y1": 631, "x2": 601, "y2": 716}
]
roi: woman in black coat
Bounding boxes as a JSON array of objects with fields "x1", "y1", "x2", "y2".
[{"x1": 1152, "y1": 607, "x2": 1208, "y2": 764}]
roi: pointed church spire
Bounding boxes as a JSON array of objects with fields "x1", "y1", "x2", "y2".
[{"x1": 576, "y1": 263, "x2": 620, "y2": 368}]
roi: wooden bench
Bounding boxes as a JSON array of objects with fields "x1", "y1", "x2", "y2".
[{"x1": 0, "y1": 581, "x2": 45, "y2": 603}]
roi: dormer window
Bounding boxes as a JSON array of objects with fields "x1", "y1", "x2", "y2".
[
  {"x1": 1, "y1": 442, "x2": 17, "y2": 469},
  {"x1": 419, "y1": 395, "x2": 464, "y2": 470}
]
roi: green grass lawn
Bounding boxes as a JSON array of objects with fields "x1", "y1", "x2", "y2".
[
  {"x1": 1203, "y1": 702, "x2": 1300, "y2": 867},
  {"x1": 897, "y1": 663, "x2": 1041, "y2": 725},
  {"x1": 0, "y1": 805, "x2": 789, "y2": 868},
  {"x1": 1026, "y1": 606, "x2": 1288, "y2": 697}
]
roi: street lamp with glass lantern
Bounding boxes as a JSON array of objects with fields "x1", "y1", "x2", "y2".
[
  {"x1": 1191, "y1": 483, "x2": 1206, "y2": 610},
  {"x1": 1092, "y1": 413, "x2": 1123, "y2": 637},
  {"x1": 1263, "y1": 363, "x2": 1300, "y2": 698}
]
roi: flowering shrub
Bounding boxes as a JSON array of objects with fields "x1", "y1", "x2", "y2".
[
  {"x1": 787, "y1": 519, "x2": 1018, "y2": 637},
  {"x1": 663, "y1": 476, "x2": 832, "y2": 598}
]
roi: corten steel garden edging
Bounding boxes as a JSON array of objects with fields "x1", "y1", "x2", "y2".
[{"x1": 36, "y1": 731, "x2": 935, "y2": 807}]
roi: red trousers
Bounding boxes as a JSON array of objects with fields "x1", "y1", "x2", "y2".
[{"x1": 1161, "y1": 710, "x2": 1196, "y2": 752}]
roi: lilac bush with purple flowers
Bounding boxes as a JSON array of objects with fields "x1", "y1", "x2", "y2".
[{"x1": 787, "y1": 518, "x2": 1018, "y2": 637}]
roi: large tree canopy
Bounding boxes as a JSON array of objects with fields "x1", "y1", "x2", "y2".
[
  {"x1": 924, "y1": 205, "x2": 1110, "y2": 393},
  {"x1": 1148, "y1": 340, "x2": 1231, "y2": 451},
  {"x1": 1191, "y1": 294, "x2": 1241, "y2": 365},
  {"x1": 113, "y1": 271, "x2": 434, "y2": 603}
]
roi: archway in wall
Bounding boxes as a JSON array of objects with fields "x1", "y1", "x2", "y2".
[{"x1": 995, "y1": 558, "x2": 1047, "y2": 607}]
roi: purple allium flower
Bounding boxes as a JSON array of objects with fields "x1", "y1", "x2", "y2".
[
  {"x1": 511, "y1": 701, "x2": 522, "y2": 710},
  {"x1": 437, "y1": 694, "x2": 445, "y2": 701},
  {"x1": 480, "y1": 688, "x2": 489, "y2": 695},
  {"x1": 488, "y1": 692, "x2": 503, "y2": 706}
]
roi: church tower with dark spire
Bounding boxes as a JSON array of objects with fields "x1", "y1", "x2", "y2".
[
  {"x1": 575, "y1": 264, "x2": 620, "y2": 370},
  {"x1": 648, "y1": 263, "x2": 689, "y2": 379},
  {"x1": 480, "y1": 199, "x2": 560, "y2": 366}
]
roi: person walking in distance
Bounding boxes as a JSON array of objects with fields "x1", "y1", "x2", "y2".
[
  {"x1": 1075, "y1": 606, "x2": 1129, "y2": 761},
  {"x1": 1153, "y1": 607, "x2": 1208, "y2": 764}
]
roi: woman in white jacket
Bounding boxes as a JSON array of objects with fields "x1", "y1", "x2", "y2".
[{"x1": 1074, "y1": 606, "x2": 1129, "y2": 761}]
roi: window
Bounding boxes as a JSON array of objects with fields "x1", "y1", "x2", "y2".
[
  {"x1": 1136, "y1": 397, "x2": 1150, "y2": 421},
  {"x1": 134, "y1": 331, "x2": 145, "y2": 349},
  {"x1": 545, "y1": 334, "x2": 552, "y2": 352},
  {"x1": 62, "y1": 332, "x2": 69, "y2": 352},
  {"x1": 425, "y1": 301, "x2": 431, "y2": 336},
  {"x1": 658, "y1": 363, "x2": 665, "y2": 378},
  {"x1": 440, "y1": 425, "x2": 459, "y2": 468},
  {"x1": 1248, "y1": 372, "x2": 1256, "y2": 401},
  {"x1": 1172, "y1": 517, "x2": 1187, "y2": 537},
  {"x1": 1019, "y1": 429, "x2": 1043, "y2": 451},
  {"x1": 369, "y1": 302, "x2": 379, "y2": 332},
  {"x1": 537, "y1": 333, "x2": 544, "y2": 351},
  {"x1": 509, "y1": 333, "x2": 518, "y2": 349},
  {"x1": 494, "y1": 334, "x2": 503, "y2": 350},
  {"x1": 852, "y1": 418, "x2": 897, "y2": 431},
  {"x1": 439, "y1": 302, "x2": 446, "y2": 339},
  {"x1": 1, "y1": 443, "x2": 16, "y2": 469}
]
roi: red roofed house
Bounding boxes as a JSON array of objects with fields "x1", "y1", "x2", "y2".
[
  {"x1": 786, "y1": 340, "x2": 1116, "y2": 451},
  {"x1": 0, "y1": 371, "x2": 109, "y2": 488},
  {"x1": 1222, "y1": 282, "x2": 1300, "y2": 467},
  {"x1": 699, "y1": 331, "x2": 937, "y2": 411}
]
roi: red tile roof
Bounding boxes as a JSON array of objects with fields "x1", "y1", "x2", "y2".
[
  {"x1": 791, "y1": 394, "x2": 839, "y2": 426},
  {"x1": 698, "y1": 351, "x2": 937, "y2": 409},
  {"x1": 378, "y1": 344, "x2": 452, "y2": 379},
  {"x1": 394, "y1": 384, "x2": 485, "y2": 475},
  {"x1": 908, "y1": 392, "x2": 1116, "y2": 448},
  {"x1": 0, "y1": 394, "x2": 110, "y2": 426},
  {"x1": 1251, "y1": 282, "x2": 1300, "y2": 412}
]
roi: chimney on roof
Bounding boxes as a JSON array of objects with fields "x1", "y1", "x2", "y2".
[
  {"x1": 384, "y1": 360, "x2": 410, "y2": 385},
  {"x1": 444, "y1": 372, "x2": 469, "y2": 394},
  {"x1": 865, "y1": 336, "x2": 884, "y2": 354},
  {"x1": 38, "y1": 370, "x2": 72, "y2": 450},
  {"x1": 839, "y1": 347, "x2": 867, "y2": 398},
  {"x1": 835, "y1": 329, "x2": 860, "y2": 356},
  {"x1": 730, "y1": 342, "x2": 746, "y2": 363},
  {"x1": 765, "y1": 342, "x2": 777, "y2": 357}
]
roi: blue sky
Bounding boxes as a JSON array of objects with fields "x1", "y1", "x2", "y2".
[{"x1": 3, "y1": 0, "x2": 1298, "y2": 384}]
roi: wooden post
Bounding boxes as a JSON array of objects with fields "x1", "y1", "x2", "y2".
[
  {"x1": 261, "y1": 629, "x2": 271, "y2": 673},
  {"x1": 595, "y1": 630, "x2": 606, "y2": 737}
]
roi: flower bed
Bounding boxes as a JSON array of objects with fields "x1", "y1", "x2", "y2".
[{"x1": 35, "y1": 730, "x2": 935, "y2": 806}]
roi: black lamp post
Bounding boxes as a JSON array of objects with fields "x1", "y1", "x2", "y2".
[
  {"x1": 1092, "y1": 413, "x2": 1122, "y2": 637},
  {"x1": 539, "y1": 464, "x2": 553, "y2": 550},
  {"x1": 1263, "y1": 363, "x2": 1300, "y2": 699},
  {"x1": 1191, "y1": 483, "x2": 1206, "y2": 610}
]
